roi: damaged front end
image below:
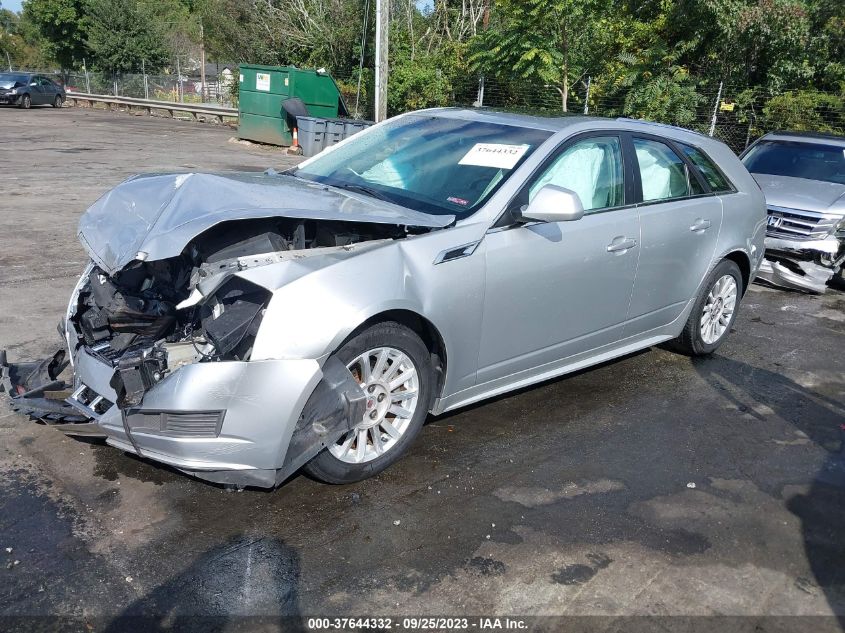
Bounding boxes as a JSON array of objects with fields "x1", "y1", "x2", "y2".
[
  {"x1": 758, "y1": 206, "x2": 845, "y2": 293},
  {"x1": 1, "y1": 214, "x2": 409, "y2": 487}
]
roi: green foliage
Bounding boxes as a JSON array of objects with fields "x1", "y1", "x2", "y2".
[
  {"x1": 86, "y1": 0, "x2": 169, "y2": 73},
  {"x1": 22, "y1": 0, "x2": 89, "y2": 69},
  {"x1": 387, "y1": 57, "x2": 452, "y2": 114},
  {"x1": 8, "y1": 0, "x2": 844, "y2": 139},
  {"x1": 623, "y1": 75, "x2": 703, "y2": 125},
  {"x1": 761, "y1": 90, "x2": 845, "y2": 133},
  {"x1": 470, "y1": 0, "x2": 609, "y2": 111}
]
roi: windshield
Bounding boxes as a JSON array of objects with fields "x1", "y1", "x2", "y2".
[
  {"x1": 294, "y1": 114, "x2": 553, "y2": 217},
  {"x1": 0, "y1": 73, "x2": 30, "y2": 89},
  {"x1": 742, "y1": 140, "x2": 845, "y2": 185}
]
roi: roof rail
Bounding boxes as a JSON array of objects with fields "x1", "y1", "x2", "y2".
[
  {"x1": 614, "y1": 117, "x2": 708, "y2": 138},
  {"x1": 766, "y1": 130, "x2": 845, "y2": 140}
]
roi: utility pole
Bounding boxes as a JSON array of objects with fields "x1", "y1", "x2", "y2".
[
  {"x1": 475, "y1": 0, "x2": 491, "y2": 108},
  {"x1": 83, "y1": 58, "x2": 91, "y2": 93},
  {"x1": 176, "y1": 55, "x2": 182, "y2": 102},
  {"x1": 199, "y1": 22, "x2": 206, "y2": 102},
  {"x1": 374, "y1": 0, "x2": 389, "y2": 122},
  {"x1": 583, "y1": 76, "x2": 591, "y2": 114},
  {"x1": 5, "y1": 51, "x2": 11, "y2": 71}
]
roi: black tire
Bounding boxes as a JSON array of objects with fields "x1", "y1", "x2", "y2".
[
  {"x1": 303, "y1": 321, "x2": 433, "y2": 484},
  {"x1": 670, "y1": 259, "x2": 743, "y2": 356},
  {"x1": 52, "y1": 95, "x2": 63, "y2": 108},
  {"x1": 19, "y1": 94, "x2": 31, "y2": 109}
]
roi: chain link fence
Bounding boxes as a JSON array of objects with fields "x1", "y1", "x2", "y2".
[
  {"x1": 24, "y1": 67, "x2": 845, "y2": 153},
  {"x1": 37, "y1": 70, "x2": 237, "y2": 107},
  {"x1": 450, "y1": 75, "x2": 845, "y2": 153}
]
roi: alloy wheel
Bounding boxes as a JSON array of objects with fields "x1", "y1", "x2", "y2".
[
  {"x1": 700, "y1": 274, "x2": 737, "y2": 344},
  {"x1": 330, "y1": 347, "x2": 420, "y2": 464}
]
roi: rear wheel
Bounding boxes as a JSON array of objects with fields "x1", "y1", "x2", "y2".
[
  {"x1": 303, "y1": 322, "x2": 433, "y2": 484},
  {"x1": 19, "y1": 94, "x2": 31, "y2": 109},
  {"x1": 670, "y1": 259, "x2": 743, "y2": 356},
  {"x1": 52, "y1": 95, "x2": 63, "y2": 108}
]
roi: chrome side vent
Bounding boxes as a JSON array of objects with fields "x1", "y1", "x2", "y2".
[{"x1": 434, "y1": 240, "x2": 481, "y2": 265}]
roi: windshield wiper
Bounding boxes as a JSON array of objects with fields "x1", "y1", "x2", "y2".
[{"x1": 334, "y1": 182, "x2": 394, "y2": 203}]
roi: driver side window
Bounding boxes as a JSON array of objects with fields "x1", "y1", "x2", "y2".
[{"x1": 528, "y1": 136, "x2": 624, "y2": 213}]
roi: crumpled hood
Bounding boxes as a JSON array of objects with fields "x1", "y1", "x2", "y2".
[
  {"x1": 752, "y1": 173, "x2": 845, "y2": 216},
  {"x1": 78, "y1": 171, "x2": 454, "y2": 275}
]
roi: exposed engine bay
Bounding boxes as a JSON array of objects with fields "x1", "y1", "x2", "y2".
[{"x1": 67, "y1": 218, "x2": 403, "y2": 409}]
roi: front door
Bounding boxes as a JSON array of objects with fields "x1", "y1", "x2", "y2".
[
  {"x1": 477, "y1": 134, "x2": 641, "y2": 385},
  {"x1": 32, "y1": 76, "x2": 50, "y2": 104},
  {"x1": 625, "y1": 136, "x2": 723, "y2": 334}
]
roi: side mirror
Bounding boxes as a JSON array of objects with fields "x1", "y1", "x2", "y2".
[
  {"x1": 518, "y1": 185, "x2": 584, "y2": 224},
  {"x1": 30, "y1": 81, "x2": 37, "y2": 87}
]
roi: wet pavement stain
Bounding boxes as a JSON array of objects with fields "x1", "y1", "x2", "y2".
[
  {"x1": 551, "y1": 553, "x2": 612, "y2": 586},
  {"x1": 464, "y1": 557, "x2": 507, "y2": 577}
]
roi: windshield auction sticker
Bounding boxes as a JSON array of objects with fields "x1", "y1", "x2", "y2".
[{"x1": 459, "y1": 143, "x2": 530, "y2": 170}]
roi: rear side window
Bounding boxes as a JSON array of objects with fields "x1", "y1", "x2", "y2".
[
  {"x1": 634, "y1": 138, "x2": 697, "y2": 202},
  {"x1": 680, "y1": 144, "x2": 733, "y2": 192}
]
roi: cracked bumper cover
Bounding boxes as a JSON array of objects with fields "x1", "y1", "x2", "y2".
[{"x1": 6, "y1": 346, "x2": 365, "y2": 488}]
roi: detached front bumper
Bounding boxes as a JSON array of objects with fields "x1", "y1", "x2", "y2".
[
  {"x1": 4, "y1": 346, "x2": 366, "y2": 488},
  {"x1": 759, "y1": 234, "x2": 844, "y2": 294},
  {"x1": 0, "y1": 93, "x2": 21, "y2": 105}
]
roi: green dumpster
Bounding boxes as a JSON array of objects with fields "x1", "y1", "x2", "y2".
[{"x1": 238, "y1": 65, "x2": 348, "y2": 146}]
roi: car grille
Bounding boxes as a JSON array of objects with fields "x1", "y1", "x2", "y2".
[{"x1": 766, "y1": 205, "x2": 839, "y2": 241}]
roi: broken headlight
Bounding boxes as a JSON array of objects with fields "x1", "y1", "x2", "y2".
[{"x1": 198, "y1": 277, "x2": 270, "y2": 361}]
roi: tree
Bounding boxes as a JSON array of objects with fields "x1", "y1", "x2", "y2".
[
  {"x1": 86, "y1": 0, "x2": 169, "y2": 73},
  {"x1": 22, "y1": 0, "x2": 89, "y2": 70},
  {"x1": 667, "y1": 0, "x2": 814, "y2": 92},
  {"x1": 470, "y1": 0, "x2": 610, "y2": 112}
]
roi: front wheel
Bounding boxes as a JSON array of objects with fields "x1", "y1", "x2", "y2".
[
  {"x1": 670, "y1": 259, "x2": 743, "y2": 356},
  {"x1": 303, "y1": 322, "x2": 433, "y2": 484},
  {"x1": 19, "y1": 94, "x2": 31, "y2": 109}
]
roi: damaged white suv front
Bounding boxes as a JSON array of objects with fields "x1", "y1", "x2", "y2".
[{"x1": 741, "y1": 132, "x2": 845, "y2": 293}]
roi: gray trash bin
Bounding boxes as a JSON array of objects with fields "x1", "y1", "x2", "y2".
[
  {"x1": 296, "y1": 116, "x2": 327, "y2": 157},
  {"x1": 325, "y1": 119, "x2": 347, "y2": 148},
  {"x1": 342, "y1": 119, "x2": 374, "y2": 139}
]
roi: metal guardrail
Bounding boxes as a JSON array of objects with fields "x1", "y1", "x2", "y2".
[{"x1": 64, "y1": 92, "x2": 238, "y2": 122}]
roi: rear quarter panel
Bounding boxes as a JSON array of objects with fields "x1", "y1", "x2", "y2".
[{"x1": 703, "y1": 140, "x2": 767, "y2": 281}]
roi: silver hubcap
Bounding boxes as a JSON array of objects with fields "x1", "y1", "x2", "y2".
[
  {"x1": 330, "y1": 347, "x2": 419, "y2": 464},
  {"x1": 700, "y1": 274, "x2": 737, "y2": 344}
]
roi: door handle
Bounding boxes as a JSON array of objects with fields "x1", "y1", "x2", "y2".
[
  {"x1": 690, "y1": 218, "x2": 712, "y2": 232},
  {"x1": 606, "y1": 237, "x2": 638, "y2": 253}
]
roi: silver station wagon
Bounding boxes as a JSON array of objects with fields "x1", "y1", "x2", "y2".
[{"x1": 2, "y1": 109, "x2": 766, "y2": 488}]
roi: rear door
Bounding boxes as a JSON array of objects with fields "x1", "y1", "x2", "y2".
[
  {"x1": 624, "y1": 135, "x2": 723, "y2": 335},
  {"x1": 42, "y1": 77, "x2": 60, "y2": 101}
]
